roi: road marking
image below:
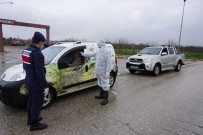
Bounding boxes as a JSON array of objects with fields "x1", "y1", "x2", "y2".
[{"x1": 110, "y1": 91, "x2": 118, "y2": 95}]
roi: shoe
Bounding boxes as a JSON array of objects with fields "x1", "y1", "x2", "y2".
[
  {"x1": 30, "y1": 123, "x2": 48, "y2": 131},
  {"x1": 101, "y1": 99, "x2": 109, "y2": 105},
  {"x1": 27, "y1": 116, "x2": 42, "y2": 125}
]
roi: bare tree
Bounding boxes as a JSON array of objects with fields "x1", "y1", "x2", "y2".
[{"x1": 166, "y1": 39, "x2": 178, "y2": 46}]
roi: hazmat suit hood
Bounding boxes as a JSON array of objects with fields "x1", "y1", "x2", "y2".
[{"x1": 97, "y1": 38, "x2": 106, "y2": 48}]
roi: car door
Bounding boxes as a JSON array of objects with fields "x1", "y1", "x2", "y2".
[
  {"x1": 57, "y1": 46, "x2": 91, "y2": 93},
  {"x1": 83, "y1": 43, "x2": 98, "y2": 80},
  {"x1": 160, "y1": 48, "x2": 169, "y2": 69}
]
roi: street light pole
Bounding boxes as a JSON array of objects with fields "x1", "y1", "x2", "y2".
[
  {"x1": 178, "y1": 0, "x2": 186, "y2": 51},
  {"x1": 0, "y1": 2, "x2": 13, "y2": 4}
]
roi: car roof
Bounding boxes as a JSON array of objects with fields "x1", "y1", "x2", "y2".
[{"x1": 51, "y1": 42, "x2": 113, "y2": 49}]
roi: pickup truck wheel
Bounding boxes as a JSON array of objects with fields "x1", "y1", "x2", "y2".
[
  {"x1": 153, "y1": 64, "x2": 160, "y2": 76},
  {"x1": 175, "y1": 61, "x2": 182, "y2": 72},
  {"x1": 42, "y1": 88, "x2": 54, "y2": 109},
  {"x1": 129, "y1": 69, "x2": 136, "y2": 74}
]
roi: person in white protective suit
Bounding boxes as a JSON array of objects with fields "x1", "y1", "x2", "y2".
[{"x1": 81, "y1": 38, "x2": 112, "y2": 105}]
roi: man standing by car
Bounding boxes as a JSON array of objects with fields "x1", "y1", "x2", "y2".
[
  {"x1": 81, "y1": 38, "x2": 112, "y2": 105},
  {"x1": 22, "y1": 32, "x2": 49, "y2": 131}
]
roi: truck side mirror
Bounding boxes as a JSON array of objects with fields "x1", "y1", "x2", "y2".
[{"x1": 161, "y1": 52, "x2": 167, "y2": 56}]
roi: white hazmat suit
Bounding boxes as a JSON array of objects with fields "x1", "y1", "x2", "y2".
[
  {"x1": 81, "y1": 38, "x2": 112, "y2": 105},
  {"x1": 95, "y1": 38, "x2": 112, "y2": 91}
]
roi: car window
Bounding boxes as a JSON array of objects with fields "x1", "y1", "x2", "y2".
[
  {"x1": 42, "y1": 46, "x2": 65, "y2": 65},
  {"x1": 161, "y1": 48, "x2": 168, "y2": 55},
  {"x1": 58, "y1": 49, "x2": 84, "y2": 69},
  {"x1": 69, "y1": 50, "x2": 83, "y2": 67},
  {"x1": 139, "y1": 48, "x2": 162, "y2": 55},
  {"x1": 168, "y1": 48, "x2": 175, "y2": 54}
]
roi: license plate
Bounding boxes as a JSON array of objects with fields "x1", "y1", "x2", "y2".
[{"x1": 131, "y1": 65, "x2": 138, "y2": 69}]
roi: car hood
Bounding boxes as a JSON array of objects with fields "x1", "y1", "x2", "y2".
[
  {"x1": 0, "y1": 64, "x2": 24, "y2": 81},
  {"x1": 128, "y1": 54, "x2": 158, "y2": 60}
]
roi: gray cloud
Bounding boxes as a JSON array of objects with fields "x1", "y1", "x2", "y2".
[{"x1": 0, "y1": 0, "x2": 202, "y2": 46}]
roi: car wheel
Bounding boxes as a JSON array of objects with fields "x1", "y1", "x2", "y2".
[
  {"x1": 175, "y1": 61, "x2": 182, "y2": 72},
  {"x1": 129, "y1": 69, "x2": 136, "y2": 74},
  {"x1": 42, "y1": 89, "x2": 54, "y2": 109},
  {"x1": 153, "y1": 64, "x2": 160, "y2": 76},
  {"x1": 109, "y1": 72, "x2": 116, "y2": 88}
]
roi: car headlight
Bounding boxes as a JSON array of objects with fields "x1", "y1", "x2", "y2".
[
  {"x1": 10, "y1": 72, "x2": 25, "y2": 81},
  {"x1": 1, "y1": 73, "x2": 6, "y2": 80},
  {"x1": 143, "y1": 58, "x2": 152, "y2": 63}
]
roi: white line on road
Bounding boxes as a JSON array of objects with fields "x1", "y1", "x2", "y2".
[{"x1": 110, "y1": 91, "x2": 118, "y2": 95}]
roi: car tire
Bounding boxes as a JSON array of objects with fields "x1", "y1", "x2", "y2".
[
  {"x1": 174, "y1": 61, "x2": 182, "y2": 72},
  {"x1": 109, "y1": 72, "x2": 116, "y2": 88},
  {"x1": 152, "y1": 64, "x2": 160, "y2": 76},
  {"x1": 129, "y1": 69, "x2": 136, "y2": 74},
  {"x1": 42, "y1": 88, "x2": 54, "y2": 109}
]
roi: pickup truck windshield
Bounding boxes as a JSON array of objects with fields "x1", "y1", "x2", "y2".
[
  {"x1": 42, "y1": 46, "x2": 66, "y2": 65},
  {"x1": 139, "y1": 48, "x2": 162, "y2": 55}
]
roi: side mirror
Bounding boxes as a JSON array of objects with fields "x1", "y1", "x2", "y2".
[{"x1": 161, "y1": 52, "x2": 167, "y2": 56}]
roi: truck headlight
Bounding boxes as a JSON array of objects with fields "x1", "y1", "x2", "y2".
[
  {"x1": 10, "y1": 72, "x2": 25, "y2": 81},
  {"x1": 143, "y1": 58, "x2": 152, "y2": 63}
]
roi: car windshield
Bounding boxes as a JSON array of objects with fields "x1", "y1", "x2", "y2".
[
  {"x1": 139, "y1": 48, "x2": 161, "y2": 55},
  {"x1": 42, "y1": 46, "x2": 65, "y2": 65}
]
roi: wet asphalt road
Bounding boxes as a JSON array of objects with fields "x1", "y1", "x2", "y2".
[{"x1": 0, "y1": 46, "x2": 203, "y2": 135}]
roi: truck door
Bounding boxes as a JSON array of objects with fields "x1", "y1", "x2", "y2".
[
  {"x1": 168, "y1": 47, "x2": 176, "y2": 67},
  {"x1": 160, "y1": 48, "x2": 169, "y2": 69}
]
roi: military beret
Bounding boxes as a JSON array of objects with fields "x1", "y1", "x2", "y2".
[{"x1": 33, "y1": 32, "x2": 46, "y2": 42}]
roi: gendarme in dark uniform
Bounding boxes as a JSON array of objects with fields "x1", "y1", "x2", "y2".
[{"x1": 22, "y1": 32, "x2": 49, "y2": 131}]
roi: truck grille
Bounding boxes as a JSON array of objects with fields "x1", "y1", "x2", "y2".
[{"x1": 129, "y1": 58, "x2": 143, "y2": 63}]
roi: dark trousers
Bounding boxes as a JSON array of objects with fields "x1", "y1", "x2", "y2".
[{"x1": 27, "y1": 92, "x2": 44, "y2": 124}]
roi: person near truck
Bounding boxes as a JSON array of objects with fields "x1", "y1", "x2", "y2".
[
  {"x1": 22, "y1": 32, "x2": 49, "y2": 131},
  {"x1": 81, "y1": 38, "x2": 112, "y2": 105}
]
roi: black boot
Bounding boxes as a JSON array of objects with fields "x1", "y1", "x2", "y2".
[
  {"x1": 27, "y1": 116, "x2": 42, "y2": 125},
  {"x1": 101, "y1": 91, "x2": 109, "y2": 105},
  {"x1": 30, "y1": 122, "x2": 48, "y2": 131},
  {"x1": 95, "y1": 87, "x2": 104, "y2": 99}
]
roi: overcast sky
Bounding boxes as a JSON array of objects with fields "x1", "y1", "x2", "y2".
[{"x1": 0, "y1": 0, "x2": 203, "y2": 46}]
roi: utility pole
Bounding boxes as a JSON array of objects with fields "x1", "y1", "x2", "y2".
[{"x1": 178, "y1": 0, "x2": 186, "y2": 51}]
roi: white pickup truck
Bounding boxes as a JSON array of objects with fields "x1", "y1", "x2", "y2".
[{"x1": 126, "y1": 45, "x2": 185, "y2": 76}]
